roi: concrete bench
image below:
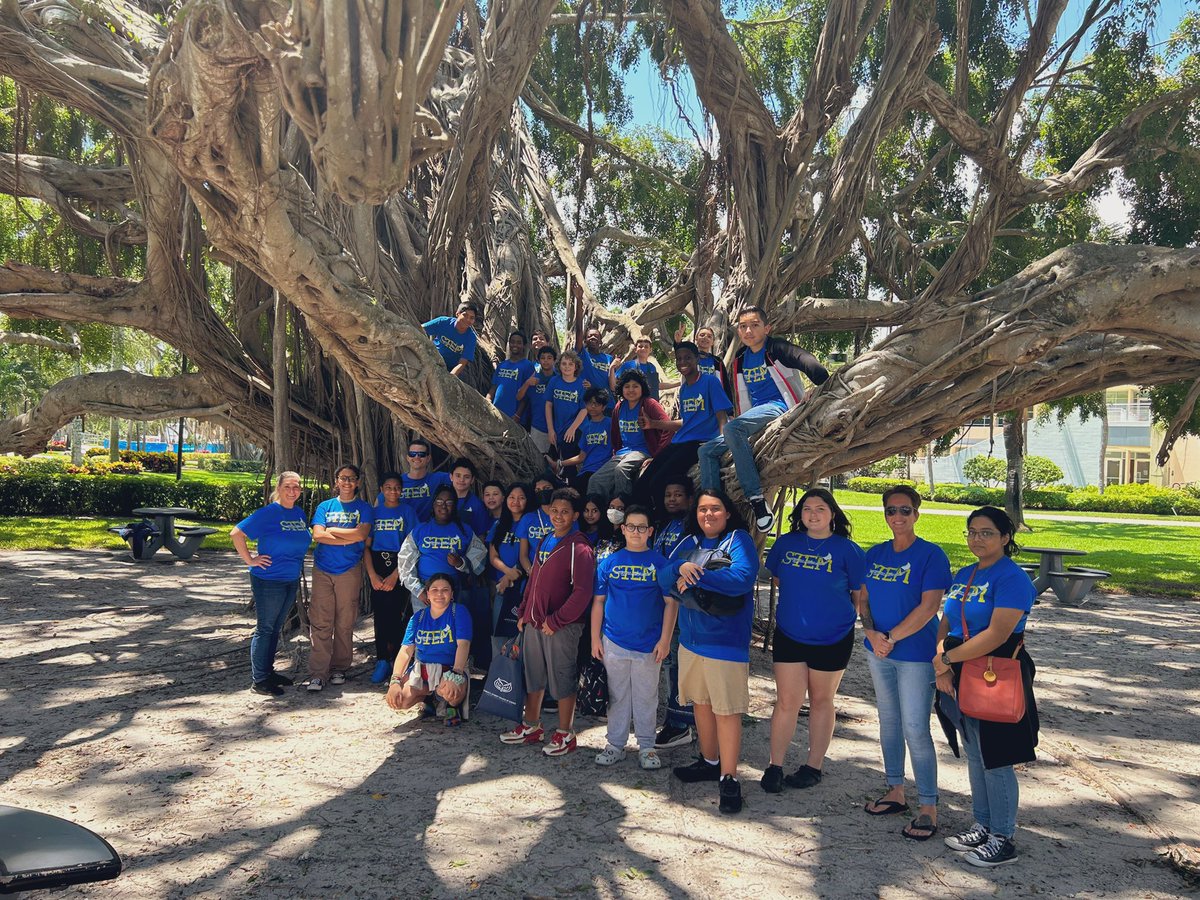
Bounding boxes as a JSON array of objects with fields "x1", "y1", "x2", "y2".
[
  {"x1": 107, "y1": 523, "x2": 160, "y2": 560},
  {"x1": 173, "y1": 526, "x2": 219, "y2": 560},
  {"x1": 1047, "y1": 566, "x2": 1111, "y2": 605},
  {"x1": 0, "y1": 804, "x2": 121, "y2": 895}
]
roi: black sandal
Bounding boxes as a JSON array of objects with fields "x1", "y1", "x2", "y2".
[
  {"x1": 902, "y1": 814, "x2": 939, "y2": 841},
  {"x1": 865, "y1": 798, "x2": 910, "y2": 816}
]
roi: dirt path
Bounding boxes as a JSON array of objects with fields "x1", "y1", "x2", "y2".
[{"x1": 1, "y1": 549, "x2": 1197, "y2": 898}]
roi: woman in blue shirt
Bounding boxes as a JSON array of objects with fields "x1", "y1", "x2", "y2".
[
  {"x1": 308, "y1": 464, "x2": 373, "y2": 692},
  {"x1": 934, "y1": 507, "x2": 1038, "y2": 869},
  {"x1": 384, "y1": 573, "x2": 472, "y2": 726},
  {"x1": 658, "y1": 488, "x2": 759, "y2": 815},
  {"x1": 762, "y1": 488, "x2": 866, "y2": 793},
  {"x1": 365, "y1": 471, "x2": 417, "y2": 685},
  {"x1": 860, "y1": 485, "x2": 951, "y2": 840},
  {"x1": 231, "y1": 471, "x2": 311, "y2": 697},
  {"x1": 488, "y1": 483, "x2": 530, "y2": 649}
]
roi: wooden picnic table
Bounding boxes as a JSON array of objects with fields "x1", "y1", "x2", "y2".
[{"x1": 131, "y1": 507, "x2": 217, "y2": 560}]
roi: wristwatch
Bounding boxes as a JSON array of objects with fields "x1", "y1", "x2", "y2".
[{"x1": 940, "y1": 651, "x2": 953, "y2": 667}]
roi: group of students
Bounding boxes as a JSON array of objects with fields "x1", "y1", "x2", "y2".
[
  {"x1": 429, "y1": 304, "x2": 832, "y2": 536},
  {"x1": 233, "y1": 458, "x2": 1038, "y2": 869}
]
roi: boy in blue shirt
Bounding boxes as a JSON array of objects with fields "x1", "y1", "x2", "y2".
[
  {"x1": 557, "y1": 388, "x2": 613, "y2": 495},
  {"x1": 698, "y1": 306, "x2": 828, "y2": 533},
  {"x1": 423, "y1": 302, "x2": 481, "y2": 377},
  {"x1": 591, "y1": 505, "x2": 676, "y2": 769},
  {"x1": 611, "y1": 337, "x2": 661, "y2": 400},
  {"x1": 520, "y1": 346, "x2": 558, "y2": 454},
  {"x1": 488, "y1": 331, "x2": 536, "y2": 419}
]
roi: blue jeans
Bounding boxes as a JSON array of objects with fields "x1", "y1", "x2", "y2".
[
  {"x1": 698, "y1": 402, "x2": 785, "y2": 498},
  {"x1": 866, "y1": 653, "x2": 939, "y2": 806},
  {"x1": 250, "y1": 576, "x2": 298, "y2": 683},
  {"x1": 962, "y1": 714, "x2": 1019, "y2": 837}
]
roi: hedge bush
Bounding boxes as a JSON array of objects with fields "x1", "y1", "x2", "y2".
[
  {"x1": 199, "y1": 457, "x2": 265, "y2": 474},
  {"x1": 0, "y1": 473, "x2": 265, "y2": 522},
  {"x1": 119, "y1": 450, "x2": 178, "y2": 473},
  {"x1": 845, "y1": 477, "x2": 1200, "y2": 515}
]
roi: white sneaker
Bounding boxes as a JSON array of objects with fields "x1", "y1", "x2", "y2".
[
  {"x1": 329, "y1": 672, "x2": 346, "y2": 685},
  {"x1": 639, "y1": 748, "x2": 662, "y2": 770},
  {"x1": 306, "y1": 677, "x2": 324, "y2": 692},
  {"x1": 595, "y1": 744, "x2": 627, "y2": 766}
]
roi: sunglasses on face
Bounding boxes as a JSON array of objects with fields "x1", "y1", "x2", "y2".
[
  {"x1": 885, "y1": 505, "x2": 915, "y2": 516},
  {"x1": 408, "y1": 450, "x2": 429, "y2": 458}
]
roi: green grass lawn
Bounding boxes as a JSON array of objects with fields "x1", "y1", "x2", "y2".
[
  {"x1": 0, "y1": 516, "x2": 234, "y2": 552},
  {"x1": 138, "y1": 469, "x2": 264, "y2": 487},
  {"x1": 832, "y1": 489, "x2": 1200, "y2": 522},
  {"x1": 840, "y1": 509, "x2": 1197, "y2": 598}
]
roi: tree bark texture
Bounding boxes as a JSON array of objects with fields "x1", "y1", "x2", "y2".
[{"x1": 0, "y1": 0, "x2": 1197, "y2": 494}]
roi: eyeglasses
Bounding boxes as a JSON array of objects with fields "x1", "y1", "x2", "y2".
[
  {"x1": 622, "y1": 524, "x2": 650, "y2": 533},
  {"x1": 433, "y1": 498, "x2": 455, "y2": 506},
  {"x1": 336, "y1": 475, "x2": 358, "y2": 483},
  {"x1": 408, "y1": 450, "x2": 429, "y2": 458},
  {"x1": 885, "y1": 505, "x2": 915, "y2": 516},
  {"x1": 964, "y1": 529, "x2": 1000, "y2": 539}
]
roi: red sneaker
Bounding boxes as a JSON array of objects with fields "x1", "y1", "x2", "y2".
[
  {"x1": 499, "y1": 722, "x2": 544, "y2": 745},
  {"x1": 542, "y1": 729, "x2": 577, "y2": 756}
]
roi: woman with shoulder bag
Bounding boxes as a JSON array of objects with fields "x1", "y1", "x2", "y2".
[{"x1": 933, "y1": 506, "x2": 1038, "y2": 868}]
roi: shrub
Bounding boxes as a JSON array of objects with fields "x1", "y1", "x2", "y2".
[
  {"x1": 0, "y1": 473, "x2": 270, "y2": 521},
  {"x1": 1063, "y1": 483, "x2": 1200, "y2": 516},
  {"x1": 85, "y1": 447, "x2": 108, "y2": 457},
  {"x1": 70, "y1": 460, "x2": 144, "y2": 475},
  {"x1": 204, "y1": 458, "x2": 265, "y2": 474},
  {"x1": 1024, "y1": 455, "x2": 1064, "y2": 488},
  {"x1": 859, "y1": 455, "x2": 909, "y2": 478},
  {"x1": 931, "y1": 483, "x2": 1005, "y2": 506},
  {"x1": 962, "y1": 455, "x2": 1006, "y2": 487},
  {"x1": 846, "y1": 476, "x2": 916, "y2": 495},
  {"x1": 119, "y1": 450, "x2": 177, "y2": 473}
]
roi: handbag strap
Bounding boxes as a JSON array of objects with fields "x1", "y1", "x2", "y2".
[{"x1": 959, "y1": 565, "x2": 1025, "y2": 659}]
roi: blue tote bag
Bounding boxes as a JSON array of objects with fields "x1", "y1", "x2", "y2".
[{"x1": 476, "y1": 635, "x2": 525, "y2": 721}]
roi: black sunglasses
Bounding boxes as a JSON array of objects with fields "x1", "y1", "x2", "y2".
[
  {"x1": 408, "y1": 450, "x2": 429, "y2": 458},
  {"x1": 885, "y1": 505, "x2": 915, "y2": 516}
]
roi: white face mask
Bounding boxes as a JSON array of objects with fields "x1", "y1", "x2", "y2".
[{"x1": 607, "y1": 508, "x2": 625, "y2": 525}]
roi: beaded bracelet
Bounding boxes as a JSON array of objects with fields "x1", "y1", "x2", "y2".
[{"x1": 443, "y1": 670, "x2": 467, "y2": 687}]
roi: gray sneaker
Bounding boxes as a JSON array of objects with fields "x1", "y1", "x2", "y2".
[
  {"x1": 945, "y1": 822, "x2": 989, "y2": 851},
  {"x1": 306, "y1": 677, "x2": 324, "y2": 692},
  {"x1": 329, "y1": 672, "x2": 346, "y2": 685}
]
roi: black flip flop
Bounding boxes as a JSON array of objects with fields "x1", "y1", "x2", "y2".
[
  {"x1": 902, "y1": 814, "x2": 939, "y2": 841},
  {"x1": 865, "y1": 798, "x2": 910, "y2": 816}
]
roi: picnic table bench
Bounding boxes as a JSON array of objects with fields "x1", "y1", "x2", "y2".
[
  {"x1": 0, "y1": 804, "x2": 121, "y2": 895},
  {"x1": 108, "y1": 508, "x2": 217, "y2": 561},
  {"x1": 1021, "y1": 546, "x2": 1109, "y2": 604}
]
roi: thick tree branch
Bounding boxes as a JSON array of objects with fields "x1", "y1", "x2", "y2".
[
  {"x1": 0, "y1": 371, "x2": 231, "y2": 456},
  {"x1": 0, "y1": 328, "x2": 81, "y2": 355}
]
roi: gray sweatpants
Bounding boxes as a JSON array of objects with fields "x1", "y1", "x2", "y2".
[{"x1": 603, "y1": 635, "x2": 662, "y2": 750}]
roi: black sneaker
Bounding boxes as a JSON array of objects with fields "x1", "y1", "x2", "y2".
[
  {"x1": 784, "y1": 764, "x2": 822, "y2": 789},
  {"x1": 268, "y1": 672, "x2": 294, "y2": 687},
  {"x1": 673, "y1": 758, "x2": 721, "y2": 783},
  {"x1": 719, "y1": 775, "x2": 743, "y2": 814},
  {"x1": 749, "y1": 496, "x2": 775, "y2": 533},
  {"x1": 542, "y1": 696, "x2": 559, "y2": 712},
  {"x1": 760, "y1": 764, "x2": 784, "y2": 793},
  {"x1": 251, "y1": 680, "x2": 284, "y2": 697},
  {"x1": 654, "y1": 724, "x2": 694, "y2": 749},
  {"x1": 965, "y1": 834, "x2": 1018, "y2": 868}
]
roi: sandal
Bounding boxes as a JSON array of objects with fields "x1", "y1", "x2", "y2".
[
  {"x1": 865, "y1": 798, "x2": 910, "y2": 816},
  {"x1": 902, "y1": 814, "x2": 938, "y2": 841}
]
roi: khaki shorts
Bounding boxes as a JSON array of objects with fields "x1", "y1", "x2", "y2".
[{"x1": 678, "y1": 645, "x2": 750, "y2": 716}]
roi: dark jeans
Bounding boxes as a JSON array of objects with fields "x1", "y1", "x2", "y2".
[
  {"x1": 664, "y1": 628, "x2": 694, "y2": 727},
  {"x1": 635, "y1": 440, "x2": 703, "y2": 518},
  {"x1": 370, "y1": 550, "x2": 411, "y2": 663},
  {"x1": 250, "y1": 576, "x2": 298, "y2": 684},
  {"x1": 463, "y1": 581, "x2": 493, "y2": 671}
]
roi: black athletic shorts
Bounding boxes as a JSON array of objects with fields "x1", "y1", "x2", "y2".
[{"x1": 772, "y1": 626, "x2": 855, "y2": 672}]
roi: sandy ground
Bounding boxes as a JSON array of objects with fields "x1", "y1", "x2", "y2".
[{"x1": 1, "y1": 548, "x2": 1198, "y2": 899}]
